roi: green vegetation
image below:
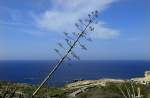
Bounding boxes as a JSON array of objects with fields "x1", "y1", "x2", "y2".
[
  {"x1": 0, "y1": 81, "x2": 150, "y2": 98},
  {"x1": 0, "y1": 81, "x2": 67, "y2": 98},
  {"x1": 76, "y1": 82, "x2": 150, "y2": 98}
]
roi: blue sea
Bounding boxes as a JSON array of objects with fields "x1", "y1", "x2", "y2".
[{"x1": 0, "y1": 60, "x2": 150, "y2": 86}]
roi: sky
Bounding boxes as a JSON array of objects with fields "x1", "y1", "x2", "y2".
[{"x1": 0, "y1": 0, "x2": 150, "y2": 60}]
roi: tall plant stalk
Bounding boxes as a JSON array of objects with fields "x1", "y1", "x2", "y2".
[{"x1": 32, "y1": 11, "x2": 99, "y2": 96}]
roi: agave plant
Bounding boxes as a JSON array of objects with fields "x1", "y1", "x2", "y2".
[{"x1": 117, "y1": 81, "x2": 143, "y2": 98}]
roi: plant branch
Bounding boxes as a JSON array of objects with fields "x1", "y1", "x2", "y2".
[{"x1": 32, "y1": 20, "x2": 92, "y2": 96}]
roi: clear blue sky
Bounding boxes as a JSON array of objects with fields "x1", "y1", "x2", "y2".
[{"x1": 0, "y1": 0, "x2": 149, "y2": 60}]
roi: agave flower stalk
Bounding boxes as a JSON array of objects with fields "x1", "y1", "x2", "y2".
[{"x1": 32, "y1": 10, "x2": 99, "y2": 96}]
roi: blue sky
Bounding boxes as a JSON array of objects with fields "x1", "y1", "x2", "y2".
[{"x1": 0, "y1": 0, "x2": 149, "y2": 60}]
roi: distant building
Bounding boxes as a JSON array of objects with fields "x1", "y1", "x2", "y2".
[{"x1": 131, "y1": 71, "x2": 150, "y2": 85}]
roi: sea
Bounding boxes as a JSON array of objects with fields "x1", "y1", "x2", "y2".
[{"x1": 0, "y1": 60, "x2": 150, "y2": 87}]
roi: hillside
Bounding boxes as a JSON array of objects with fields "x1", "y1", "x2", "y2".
[{"x1": 1, "y1": 79, "x2": 150, "y2": 98}]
